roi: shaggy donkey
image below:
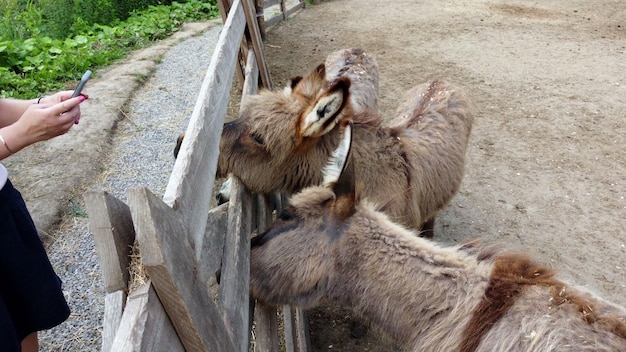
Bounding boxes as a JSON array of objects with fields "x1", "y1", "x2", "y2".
[
  {"x1": 214, "y1": 57, "x2": 474, "y2": 235},
  {"x1": 249, "y1": 127, "x2": 626, "y2": 351},
  {"x1": 203, "y1": 48, "x2": 380, "y2": 205}
]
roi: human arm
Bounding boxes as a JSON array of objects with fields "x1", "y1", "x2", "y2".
[{"x1": 0, "y1": 92, "x2": 86, "y2": 160}]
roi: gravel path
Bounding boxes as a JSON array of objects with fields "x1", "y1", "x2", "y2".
[{"x1": 39, "y1": 25, "x2": 222, "y2": 351}]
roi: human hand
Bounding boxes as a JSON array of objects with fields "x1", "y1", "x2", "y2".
[
  {"x1": 39, "y1": 91, "x2": 89, "y2": 106},
  {"x1": 6, "y1": 94, "x2": 87, "y2": 152}
]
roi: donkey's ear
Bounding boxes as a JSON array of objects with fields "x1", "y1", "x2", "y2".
[
  {"x1": 313, "y1": 63, "x2": 326, "y2": 81},
  {"x1": 300, "y1": 77, "x2": 351, "y2": 138},
  {"x1": 283, "y1": 76, "x2": 303, "y2": 95},
  {"x1": 322, "y1": 124, "x2": 355, "y2": 218}
]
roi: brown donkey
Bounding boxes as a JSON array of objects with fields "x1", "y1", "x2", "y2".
[
  {"x1": 214, "y1": 57, "x2": 473, "y2": 235},
  {"x1": 175, "y1": 49, "x2": 473, "y2": 235},
  {"x1": 249, "y1": 129, "x2": 626, "y2": 351}
]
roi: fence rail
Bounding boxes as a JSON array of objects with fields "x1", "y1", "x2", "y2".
[{"x1": 85, "y1": 0, "x2": 311, "y2": 350}]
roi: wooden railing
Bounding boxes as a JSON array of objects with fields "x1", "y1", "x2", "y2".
[{"x1": 85, "y1": 0, "x2": 310, "y2": 350}]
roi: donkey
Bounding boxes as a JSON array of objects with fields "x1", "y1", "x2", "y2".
[
  {"x1": 206, "y1": 48, "x2": 379, "y2": 205},
  {"x1": 214, "y1": 56, "x2": 474, "y2": 235},
  {"x1": 249, "y1": 128, "x2": 626, "y2": 351},
  {"x1": 173, "y1": 48, "x2": 379, "y2": 159}
]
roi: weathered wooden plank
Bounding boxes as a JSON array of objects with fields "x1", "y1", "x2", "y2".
[
  {"x1": 264, "y1": 14, "x2": 283, "y2": 28},
  {"x1": 241, "y1": 0, "x2": 273, "y2": 89},
  {"x1": 255, "y1": 0, "x2": 266, "y2": 40},
  {"x1": 217, "y1": 0, "x2": 230, "y2": 20},
  {"x1": 129, "y1": 187, "x2": 235, "y2": 352},
  {"x1": 285, "y1": 1, "x2": 305, "y2": 17},
  {"x1": 84, "y1": 191, "x2": 135, "y2": 293},
  {"x1": 102, "y1": 290, "x2": 126, "y2": 352},
  {"x1": 219, "y1": 0, "x2": 248, "y2": 91},
  {"x1": 242, "y1": 49, "x2": 260, "y2": 103},
  {"x1": 218, "y1": 177, "x2": 253, "y2": 352},
  {"x1": 195, "y1": 202, "x2": 229, "y2": 285},
  {"x1": 264, "y1": 0, "x2": 304, "y2": 28},
  {"x1": 283, "y1": 305, "x2": 298, "y2": 352},
  {"x1": 253, "y1": 194, "x2": 280, "y2": 352},
  {"x1": 110, "y1": 282, "x2": 183, "y2": 352},
  {"x1": 263, "y1": 0, "x2": 281, "y2": 8},
  {"x1": 280, "y1": 0, "x2": 287, "y2": 20},
  {"x1": 254, "y1": 304, "x2": 279, "y2": 352},
  {"x1": 295, "y1": 308, "x2": 311, "y2": 352},
  {"x1": 163, "y1": 0, "x2": 246, "y2": 248}
]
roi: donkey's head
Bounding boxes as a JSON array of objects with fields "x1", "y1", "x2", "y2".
[
  {"x1": 249, "y1": 125, "x2": 356, "y2": 307},
  {"x1": 217, "y1": 64, "x2": 353, "y2": 194}
]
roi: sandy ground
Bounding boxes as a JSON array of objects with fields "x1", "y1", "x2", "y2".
[
  {"x1": 7, "y1": 0, "x2": 625, "y2": 351},
  {"x1": 259, "y1": 0, "x2": 626, "y2": 350}
]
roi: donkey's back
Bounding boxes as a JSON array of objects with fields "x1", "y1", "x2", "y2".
[
  {"x1": 325, "y1": 48, "x2": 379, "y2": 112},
  {"x1": 376, "y1": 80, "x2": 474, "y2": 231}
]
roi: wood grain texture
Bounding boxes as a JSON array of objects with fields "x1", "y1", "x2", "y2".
[
  {"x1": 218, "y1": 177, "x2": 253, "y2": 352},
  {"x1": 129, "y1": 187, "x2": 235, "y2": 352},
  {"x1": 163, "y1": 0, "x2": 246, "y2": 248},
  {"x1": 110, "y1": 282, "x2": 184, "y2": 352},
  {"x1": 84, "y1": 191, "x2": 135, "y2": 293}
]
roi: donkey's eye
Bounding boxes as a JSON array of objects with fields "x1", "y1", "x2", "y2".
[
  {"x1": 278, "y1": 209, "x2": 295, "y2": 221},
  {"x1": 250, "y1": 132, "x2": 265, "y2": 145}
]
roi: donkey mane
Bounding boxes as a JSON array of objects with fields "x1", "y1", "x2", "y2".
[
  {"x1": 459, "y1": 250, "x2": 626, "y2": 351},
  {"x1": 350, "y1": 110, "x2": 382, "y2": 130}
]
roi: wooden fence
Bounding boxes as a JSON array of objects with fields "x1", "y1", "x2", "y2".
[{"x1": 84, "y1": 0, "x2": 311, "y2": 350}]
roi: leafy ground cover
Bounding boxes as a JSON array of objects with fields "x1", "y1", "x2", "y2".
[{"x1": 0, "y1": 0, "x2": 219, "y2": 98}]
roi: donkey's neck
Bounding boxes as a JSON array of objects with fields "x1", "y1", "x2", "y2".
[{"x1": 331, "y1": 209, "x2": 492, "y2": 349}]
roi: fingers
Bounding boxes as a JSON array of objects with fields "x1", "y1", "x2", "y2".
[
  {"x1": 49, "y1": 95, "x2": 87, "y2": 117},
  {"x1": 53, "y1": 90, "x2": 75, "y2": 102}
]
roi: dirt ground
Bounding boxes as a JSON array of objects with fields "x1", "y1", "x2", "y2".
[
  {"x1": 259, "y1": 0, "x2": 625, "y2": 350},
  {"x1": 7, "y1": 0, "x2": 625, "y2": 350}
]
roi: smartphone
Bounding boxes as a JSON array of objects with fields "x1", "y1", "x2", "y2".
[{"x1": 72, "y1": 70, "x2": 92, "y2": 98}]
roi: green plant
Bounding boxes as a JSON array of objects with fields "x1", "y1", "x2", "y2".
[
  {"x1": 0, "y1": 0, "x2": 220, "y2": 99},
  {"x1": 68, "y1": 202, "x2": 88, "y2": 217},
  {"x1": 0, "y1": 0, "x2": 44, "y2": 40}
]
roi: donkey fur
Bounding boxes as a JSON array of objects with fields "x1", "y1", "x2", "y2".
[
  {"x1": 250, "y1": 155, "x2": 626, "y2": 351},
  {"x1": 217, "y1": 51, "x2": 473, "y2": 232}
]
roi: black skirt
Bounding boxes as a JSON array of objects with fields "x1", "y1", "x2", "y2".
[{"x1": 0, "y1": 178, "x2": 70, "y2": 349}]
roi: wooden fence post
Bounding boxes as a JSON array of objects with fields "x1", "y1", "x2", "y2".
[
  {"x1": 255, "y1": 0, "x2": 266, "y2": 40},
  {"x1": 253, "y1": 194, "x2": 280, "y2": 351},
  {"x1": 109, "y1": 281, "x2": 184, "y2": 351},
  {"x1": 242, "y1": 0, "x2": 273, "y2": 89},
  {"x1": 218, "y1": 177, "x2": 254, "y2": 352},
  {"x1": 84, "y1": 191, "x2": 136, "y2": 352},
  {"x1": 129, "y1": 187, "x2": 236, "y2": 352}
]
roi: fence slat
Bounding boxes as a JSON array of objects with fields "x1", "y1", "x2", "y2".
[
  {"x1": 102, "y1": 290, "x2": 126, "y2": 352},
  {"x1": 253, "y1": 194, "x2": 280, "y2": 352},
  {"x1": 218, "y1": 177, "x2": 253, "y2": 352},
  {"x1": 255, "y1": 0, "x2": 266, "y2": 40},
  {"x1": 84, "y1": 191, "x2": 136, "y2": 352},
  {"x1": 285, "y1": 1, "x2": 305, "y2": 18},
  {"x1": 195, "y1": 202, "x2": 229, "y2": 285},
  {"x1": 242, "y1": 0, "x2": 273, "y2": 89},
  {"x1": 110, "y1": 282, "x2": 184, "y2": 352},
  {"x1": 283, "y1": 305, "x2": 298, "y2": 352},
  {"x1": 296, "y1": 308, "x2": 311, "y2": 352},
  {"x1": 264, "y1": 0, "x2": 281, "y2": 7},
  {"x1": 164, "y1": 0, "x2": 246, "y2": 247},
  {"x1": 84, "y1": 191, "x2": 135, "y2": 293},
  {"x1": 129, "y1": 187, "x2": 236, "y2": 352},
  {"x1": 242, "y1": 49, "x2": 260, "y2": 104}
]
